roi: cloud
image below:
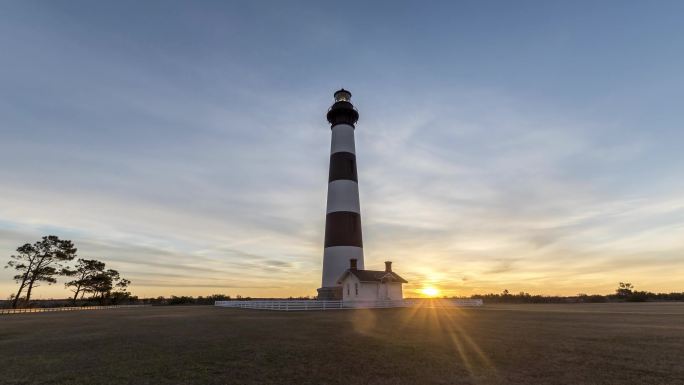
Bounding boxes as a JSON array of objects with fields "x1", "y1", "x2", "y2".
[
  {"x1": 1, "y1": 3, "x2": 684, "y2": 298},
  {"x1": 484, "y1": 259, "x2": 519, "y2": 275},
  {"x1": 3, "y1": 86, "x2": 684, "y2": 298}
]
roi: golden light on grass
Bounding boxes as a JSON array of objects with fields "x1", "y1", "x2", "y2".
[{"x1": 420, "y1": 286, "x2": 440, "y2": 297}]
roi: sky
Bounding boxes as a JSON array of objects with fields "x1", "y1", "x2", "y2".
[{"x1": 1, "y1": 1, "x2": 683, "y2": 299}]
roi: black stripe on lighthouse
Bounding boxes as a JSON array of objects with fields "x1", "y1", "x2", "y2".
[
  {"x1": 324, "y1": 211, "x2": 363, "y2": 247},
  {"x1": 328, "y1": 151, "x2": 358, "y2": 182}
]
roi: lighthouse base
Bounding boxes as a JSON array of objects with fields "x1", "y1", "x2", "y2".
[{"x1": 317, "y1": 286, "x2": 342, "y2": 300}]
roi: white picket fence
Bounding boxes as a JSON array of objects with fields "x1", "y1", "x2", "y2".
[
  {"x1": 215, "y1": 299, "x2": 483, "y2": 311},
  {"x1": 0, "y1": 305, "x2": 148, "y2": 315}
]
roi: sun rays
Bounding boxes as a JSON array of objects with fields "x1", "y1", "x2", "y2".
[{"x1": 346, "y1": 303, "x2": 498, "y2": 380}]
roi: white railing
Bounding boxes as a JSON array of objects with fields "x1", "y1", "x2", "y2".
[
  {"x1": 215, "y1": 299, "x2": 483, "y2": 311},
  {"x1": 0, "y1": 305, "x2": 148, "y2": 315}
]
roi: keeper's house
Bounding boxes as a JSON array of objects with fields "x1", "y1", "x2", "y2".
[{"x1": 337, "y1": 259, "x2": 408, "y2": 302}]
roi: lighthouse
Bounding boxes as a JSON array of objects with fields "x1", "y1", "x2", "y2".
[{"x1": 317, "y1": 89, "x2": 364, "y2": 300}]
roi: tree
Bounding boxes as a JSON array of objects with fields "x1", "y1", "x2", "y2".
[
  {"x1": 88, "y1": 270, "x2": 113, "y2": 300},
  {"x1": 4, "y1": 236, "x2": 77, "y2": 308},
  {"x1": 63, "y1": 259, "x2": 106, "y2": 304},
  {"x1": 86, "y1": 268, "x2": 131, "y2": 303},
  {"x1": 5, "y1": 244, "x2": 38, "y2": 308},
  {"x1": 116, "y1": 278, "x2": 131, "y2": 293},
  {"x1": 109, "y1": 278, "x2": 132, "y2": 304},
  {"x1": 62, "y1": 255, "x2": 132, "y2": 304},
  {"x1": 616, "y1": 282, "x2": 634, "y2": 297}
]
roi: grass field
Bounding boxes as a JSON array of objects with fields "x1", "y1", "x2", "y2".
[{"x1": 1, "y1": 303, "x2": 683, "y2": 385}]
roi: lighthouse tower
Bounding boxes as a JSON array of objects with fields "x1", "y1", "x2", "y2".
[{"x1": 317, "y1": 89, "x2": 364, "y2": 300}]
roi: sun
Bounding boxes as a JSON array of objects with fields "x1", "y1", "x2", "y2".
[{"x1": 420, "y1": 286, "x2": 440, "y2": 297}]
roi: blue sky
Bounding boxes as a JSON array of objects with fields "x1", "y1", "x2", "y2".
[{"x1": 1, "y1": 1, "x2": 683, "y2": 298}]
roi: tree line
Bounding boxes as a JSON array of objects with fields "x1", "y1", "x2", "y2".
[
  {"x1": 467, "y1": 282, "x2": 684, "y2": 303},
  {"x1": 4, "y1": 235, "x2": 131, "y2": 308}
]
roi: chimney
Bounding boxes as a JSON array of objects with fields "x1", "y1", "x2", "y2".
[
  {"x1": 350, "y1": 258, "x2": 358, "y2": 270},
  {"x1": 385, "y1": 261, "x2": 392, "y2": 272}
]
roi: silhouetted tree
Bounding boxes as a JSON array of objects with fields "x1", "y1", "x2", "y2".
[
  {"x1": 85, "y1": 268, "x2": 131, "y2": 303},
  {"x1": 616, "y1": 282, "x2": 634, "y2": 297},
  {"x1": 89, "y1": 269, "x2": 115, "y2": 299},
  {"x1": 4, "y1": 236, "x2": 77, "y2": 308},
  {"x1": 109, "y1": 277, "x2": 132, "y2": 303},
  {"x1": 116, "y1": 278, "x2": 131, "y2": 293},
  {"x1": 63, "y1": 259, "x2": 106, "y2": 304},
  {"x1": 5, "y1": 244, "x2": 37, "y2": 308}
]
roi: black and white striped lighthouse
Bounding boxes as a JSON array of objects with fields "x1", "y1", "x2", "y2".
[{"x1": 317, "y1": 89, "x2": 364, "y2": 300}]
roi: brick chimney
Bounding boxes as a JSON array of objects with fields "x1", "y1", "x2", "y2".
[
  {"x1": 350, "y1": 258, "x2": 358, "y2": 270},
  {"x1": 385, "y1": 261, "x2": 392, "y2": 272}
]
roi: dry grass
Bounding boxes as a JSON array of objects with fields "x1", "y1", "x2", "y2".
[{"x1": 1, "y1": 303, "x2": 683, "y2": 385}]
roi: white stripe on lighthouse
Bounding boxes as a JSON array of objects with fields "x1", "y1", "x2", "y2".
[
  {"x1": 330, "y1": 124, "x2": 356, "y2": 154},
  {"x1": 326, "y1": 180, "x2": 360, "y2": 214},
  {"x1": 322, "y1": 246, "x2": 364, "y2": 287}
]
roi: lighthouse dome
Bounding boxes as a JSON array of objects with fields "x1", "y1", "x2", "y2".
[{"x1": 327, "y1": 89, "x2": 359, "y2": 127}]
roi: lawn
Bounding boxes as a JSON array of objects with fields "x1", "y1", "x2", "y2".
[{"x1": 1, "y1": 303, "x2": 683, "y2": 385}]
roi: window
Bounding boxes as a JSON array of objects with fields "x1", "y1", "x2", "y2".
[
  {"x1": 347, "y1": 284, "x2": 350, "y2": 296},
  {"x1": 355, "y1": 283, "x2": 358, "y2": 296}
]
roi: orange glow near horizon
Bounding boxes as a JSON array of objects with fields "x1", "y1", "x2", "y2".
[{"x1": 420, "y1": 286, "x2": 441, "y2": 298}]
